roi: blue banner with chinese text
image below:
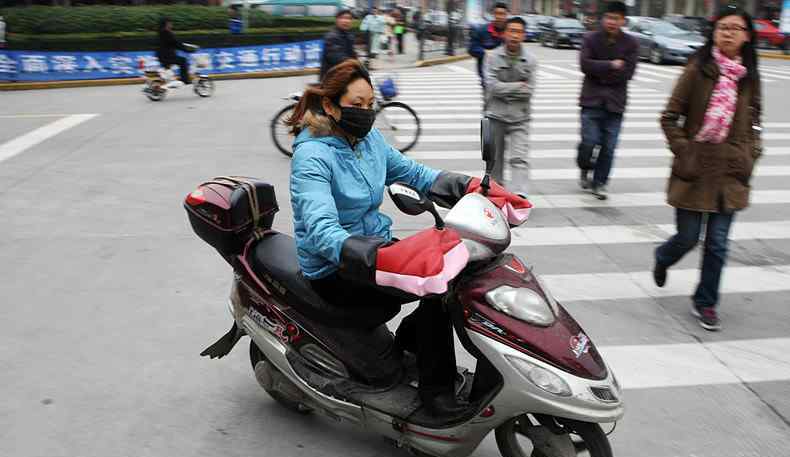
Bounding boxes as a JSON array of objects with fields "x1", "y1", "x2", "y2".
[{"x1": 0, "y1": 40, "x2": 323, "y2": 82}]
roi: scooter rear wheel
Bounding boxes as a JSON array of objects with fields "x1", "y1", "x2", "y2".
[
  {"x1": 249, "y1": 341, "x2": 313, "y2": 415},
  {"x1": 495, "y1": 415, "x2": 613, "y2": 457}
]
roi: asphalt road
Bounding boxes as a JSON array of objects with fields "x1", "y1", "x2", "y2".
[{"x1": 2, "y1": 44, "x2": 790, "y2": 457}]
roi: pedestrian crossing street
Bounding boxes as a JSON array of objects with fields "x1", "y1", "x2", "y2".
[{"x1": 377, "y1": 61, "x2": 790, "y2": 454}]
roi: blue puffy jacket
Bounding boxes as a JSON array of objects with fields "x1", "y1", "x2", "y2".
[{"x1": 290, "y1": 128, "x2": 440, "y2": 280}]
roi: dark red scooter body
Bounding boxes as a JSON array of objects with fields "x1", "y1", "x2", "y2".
[{"x1": 456, "y1": 254, "x2": 608, "y2": 381}]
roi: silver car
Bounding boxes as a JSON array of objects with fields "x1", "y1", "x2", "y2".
[{"x1": 627, "y1": 19, "x2": 705, "y2": 64}]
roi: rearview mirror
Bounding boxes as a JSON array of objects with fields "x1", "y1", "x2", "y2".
[
  {"x1": 388, "y1": 182, "x2": 428, "y2": 216},
  {"x1": 388, "y1": 182, "x2": 445, "y2": 229}
]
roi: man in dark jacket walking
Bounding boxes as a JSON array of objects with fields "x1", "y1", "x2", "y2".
[
  {"x1": 576, "y1": 1, "x2": 638, "y2": 200},
  {"x1": 320, "y1": 10, "x2": 357, "y2": 80},
  {"x1": 467, "y1": 2, "x2": 508, "y2": 90}
]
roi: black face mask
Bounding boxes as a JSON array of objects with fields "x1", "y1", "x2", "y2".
[{"x1": 333, "y1": 106, "x2": 376, "y2": 139}]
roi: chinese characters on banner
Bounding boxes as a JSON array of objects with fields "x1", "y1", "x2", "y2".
[{"x1": 0, "y1": 40, "x2": 323, "y2": 82}]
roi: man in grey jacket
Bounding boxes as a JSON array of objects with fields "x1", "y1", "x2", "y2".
[{"x1": 485, "y1": 16, "x2": 537, "y2": 195}]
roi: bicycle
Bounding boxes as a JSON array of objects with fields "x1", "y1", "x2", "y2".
[{"x1": 270, "y1": 73, "x2": 421, "y2": 158}]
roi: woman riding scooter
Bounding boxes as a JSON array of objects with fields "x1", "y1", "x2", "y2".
[
  {"x1": 157, "y1": 17, "x2": 193, "y2": 84},
  {"x1": 287, "y1": 59, "x2": 529, "y2": 417}
]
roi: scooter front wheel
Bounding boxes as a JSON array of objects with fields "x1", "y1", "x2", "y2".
[
  {"x1": 249, "y1": 340, "x2": 313, "y2": 415},
  {"x1": 495, "y1": 415, "x2": 613, "y2": 457}
]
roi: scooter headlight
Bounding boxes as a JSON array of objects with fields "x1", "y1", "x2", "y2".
[
  {"x1": 506, "y1": 356, "x2": 572, "y2": 397},
  {"x1": 485, "y1": 286, "x2": 555, "y2": 326}
]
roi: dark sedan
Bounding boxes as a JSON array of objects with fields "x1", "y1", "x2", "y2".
[
  {"x1": 522, "y1": 15, "x2": 547, "y2": 42},
  {"x1": 540, "y1": 18, "x2": 586, "y2": 49}
]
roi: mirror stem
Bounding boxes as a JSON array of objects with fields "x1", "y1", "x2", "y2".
[
  {"x1": 480, "y1": 174, "x2": 491, "y2": 196},
  {"x1": 429, "y1": 207, "x2": 445, "y2": 230}
]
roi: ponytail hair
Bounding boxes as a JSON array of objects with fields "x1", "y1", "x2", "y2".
[{"x1": 286, "y1": 59, "x2": 372, "y2": 135}]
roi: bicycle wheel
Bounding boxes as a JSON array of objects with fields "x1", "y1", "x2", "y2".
[
  {"x1": 375, "y1": 101, "x2": 421, "y2": 153},
  {"x1": 271, "y1": 103, "x2": 297, "y2": 158}
]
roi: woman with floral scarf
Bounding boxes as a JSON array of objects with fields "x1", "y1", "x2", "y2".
[{"x1": 653, "y1": 6, "x2": 762, "y2": 331}]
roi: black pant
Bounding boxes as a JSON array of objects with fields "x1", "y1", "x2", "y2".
[
  {"x1": 162, "y1": 56, "x2": 191, "y2": 84},
  {"x1": 476, "y1": 56, "x2": 486, "y2": 90},
  {"x1": 311, "y1": 273, "x2": 457, "y2": 398},
  {"x1": 396, "y1": 33, "x2": 405, "y2": 54}
]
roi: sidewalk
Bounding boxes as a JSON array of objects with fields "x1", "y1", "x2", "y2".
[
  {"x1": 367, "y1": 32, "x2": 469, "y2": 72},
  {"x1": 0, "y1": 32, "x2": 471, "y2": 91}
]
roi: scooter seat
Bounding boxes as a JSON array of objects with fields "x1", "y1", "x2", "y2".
[{"x1": 249, "y1": 233, "x2": 400, "y2": 328}]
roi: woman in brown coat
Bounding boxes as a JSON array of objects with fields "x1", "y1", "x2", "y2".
[{"x1": 653, "y1": 6, "x2": 762, "y2": 331}]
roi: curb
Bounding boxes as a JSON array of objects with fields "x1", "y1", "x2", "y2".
[
  {"x1": 415, "y1": 53, "x2": 473, "y2": 67},
  {"x1": 758, "y1": 51, "x2": 790, "y2": 61},
  {"x1": 0, "y1": 68, "x2": 320, "y2": 91},
  {"x1": 0, "y1": 55, "x2": 471, "y2": 91}
]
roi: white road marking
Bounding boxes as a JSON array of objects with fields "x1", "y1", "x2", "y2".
[
  {"x1": 405, "y1": 121, "x2": 790, "y2": 131},
  {"x1": 756, "y1": 68, "x2": 790, "y2": 80},
  {"x1": 510, "y1": 220, "x2": 790, "y2": 246},
  {"x1": 406, "y1": 147, "x2": 790, "y2": 160},
  {"x1": 539, "y1": 264, "x2": 790, "y2": 302},
  {"x1": 452, "y1": 165, "x2": 790, "y2": 180},
  {"x1": 400, "y1": 121, "x2": 665, "y2": 130},
  {"x1": 601, "y1": 338, "x2": 790, "y2": 389},
  {"x1": 400, "y1": 94, "x2": 667, "y2": 102},
  {"x1": 525, "y1": 190, "x2": 790, "y2": 209},
  {"x1": 411, "y1": 132, "x2": 790, "y2": 142},
  {"x1": 400, "y1": 102, "x2": 666, "y2": 111},
  {"x1": 0, "y1": 114, "x2": 99, "y2": 164}
]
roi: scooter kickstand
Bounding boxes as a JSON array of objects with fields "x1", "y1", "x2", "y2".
[{"x1": 200, "y1": 322, "x2": 244, "y2": 359}]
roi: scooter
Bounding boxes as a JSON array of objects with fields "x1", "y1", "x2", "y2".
[
  {"x1": 140, "y1": 44, "x2": 214, "y2": 102},
  {"x1": 184, "y1": 119, "x2": 623, "y2": 457}
]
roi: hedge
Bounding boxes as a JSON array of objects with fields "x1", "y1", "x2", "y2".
[
  {"x1": 0, "y1": 5, "x2": 336, "y2": 34},
  {"x1": 7, "y1": 27, "x2": 336, "y2": 51}
]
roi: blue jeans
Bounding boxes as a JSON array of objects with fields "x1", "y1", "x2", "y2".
[
  {"x1": 579, "y1": 107, "x2": 623, "y2": 186},
  {"x1": 655, "y1": 209, "x2": 735, "y2": 307}
]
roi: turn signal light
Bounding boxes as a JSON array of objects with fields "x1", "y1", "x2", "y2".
[{"x1": 480, "y1": 405, "x2": 495, "y2": 418}]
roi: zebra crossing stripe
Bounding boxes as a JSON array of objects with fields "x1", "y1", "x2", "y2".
[
  {"x1": 539, "y1": 264, "x2": 790, "y2": 302},
  {"x1": 510, "y1": 220, "x2": 790, "y2": 246},
  {"x1": 452, "y1": 165, "x2": 790, "y2": 180},
  {"x1": 411, "y1": 132, "x2": 790, "y2": 142},
  {"x1": 639, "y1": 64, "x2": 683, "y2": 75},
  {"x1": 600, "y1": 338, "x2": 790, "y2": 389},
  {"x1": 398, "y1": 121, "x2": 666, "y2": 130},
  {"x1": 526, "y1": 190, "x2": 790, "y2": 209},
  {"x1": 398, "y1": 104, "x2": 667, "y2": 111},
  {"x1": 405, "y1": 147, "x2": 790, "y2": 160},
  {"x1": 757, "y1": 68, "x2": 790, "y2": 80},
  {"x1": 386, "y1": 112, "x2": 664, "y2": 120},
  {"x1": 400, "y1": 94, "x2": 668, "y2": 102},
  {"x1": 400, "y1": 121, "x2": 790, "y2": 130}
]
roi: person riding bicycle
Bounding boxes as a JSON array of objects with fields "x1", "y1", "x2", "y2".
[
  {"x1": 157, "y1": 17, "x2": 193, "y2": 84},
  {"x1": 286, "y1": 59, "x2": 531, "y2": 417},
  {"x1": 320, "y1": 9, "x2": 358, "y2": 81}
]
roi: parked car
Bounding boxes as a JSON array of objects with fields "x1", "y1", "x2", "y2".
[
  {"x1": 754, "y1": 19, "x2": 785, "y2": 48},
  {"x1": 662, "y1": 15, "x2": 712, "y2": 36},
  {"x1": 627, "y1": 19, "x2": 705, "y2": 64},
  {"x1": 540, "y1": 17, "x2": 586, "y2": 49},
  {"x1": 521, "y1": 15, "x2": 545, "y2": 42},
  {"x1": 624, "y1": 16, "x2": 657, "y2": 33}
]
